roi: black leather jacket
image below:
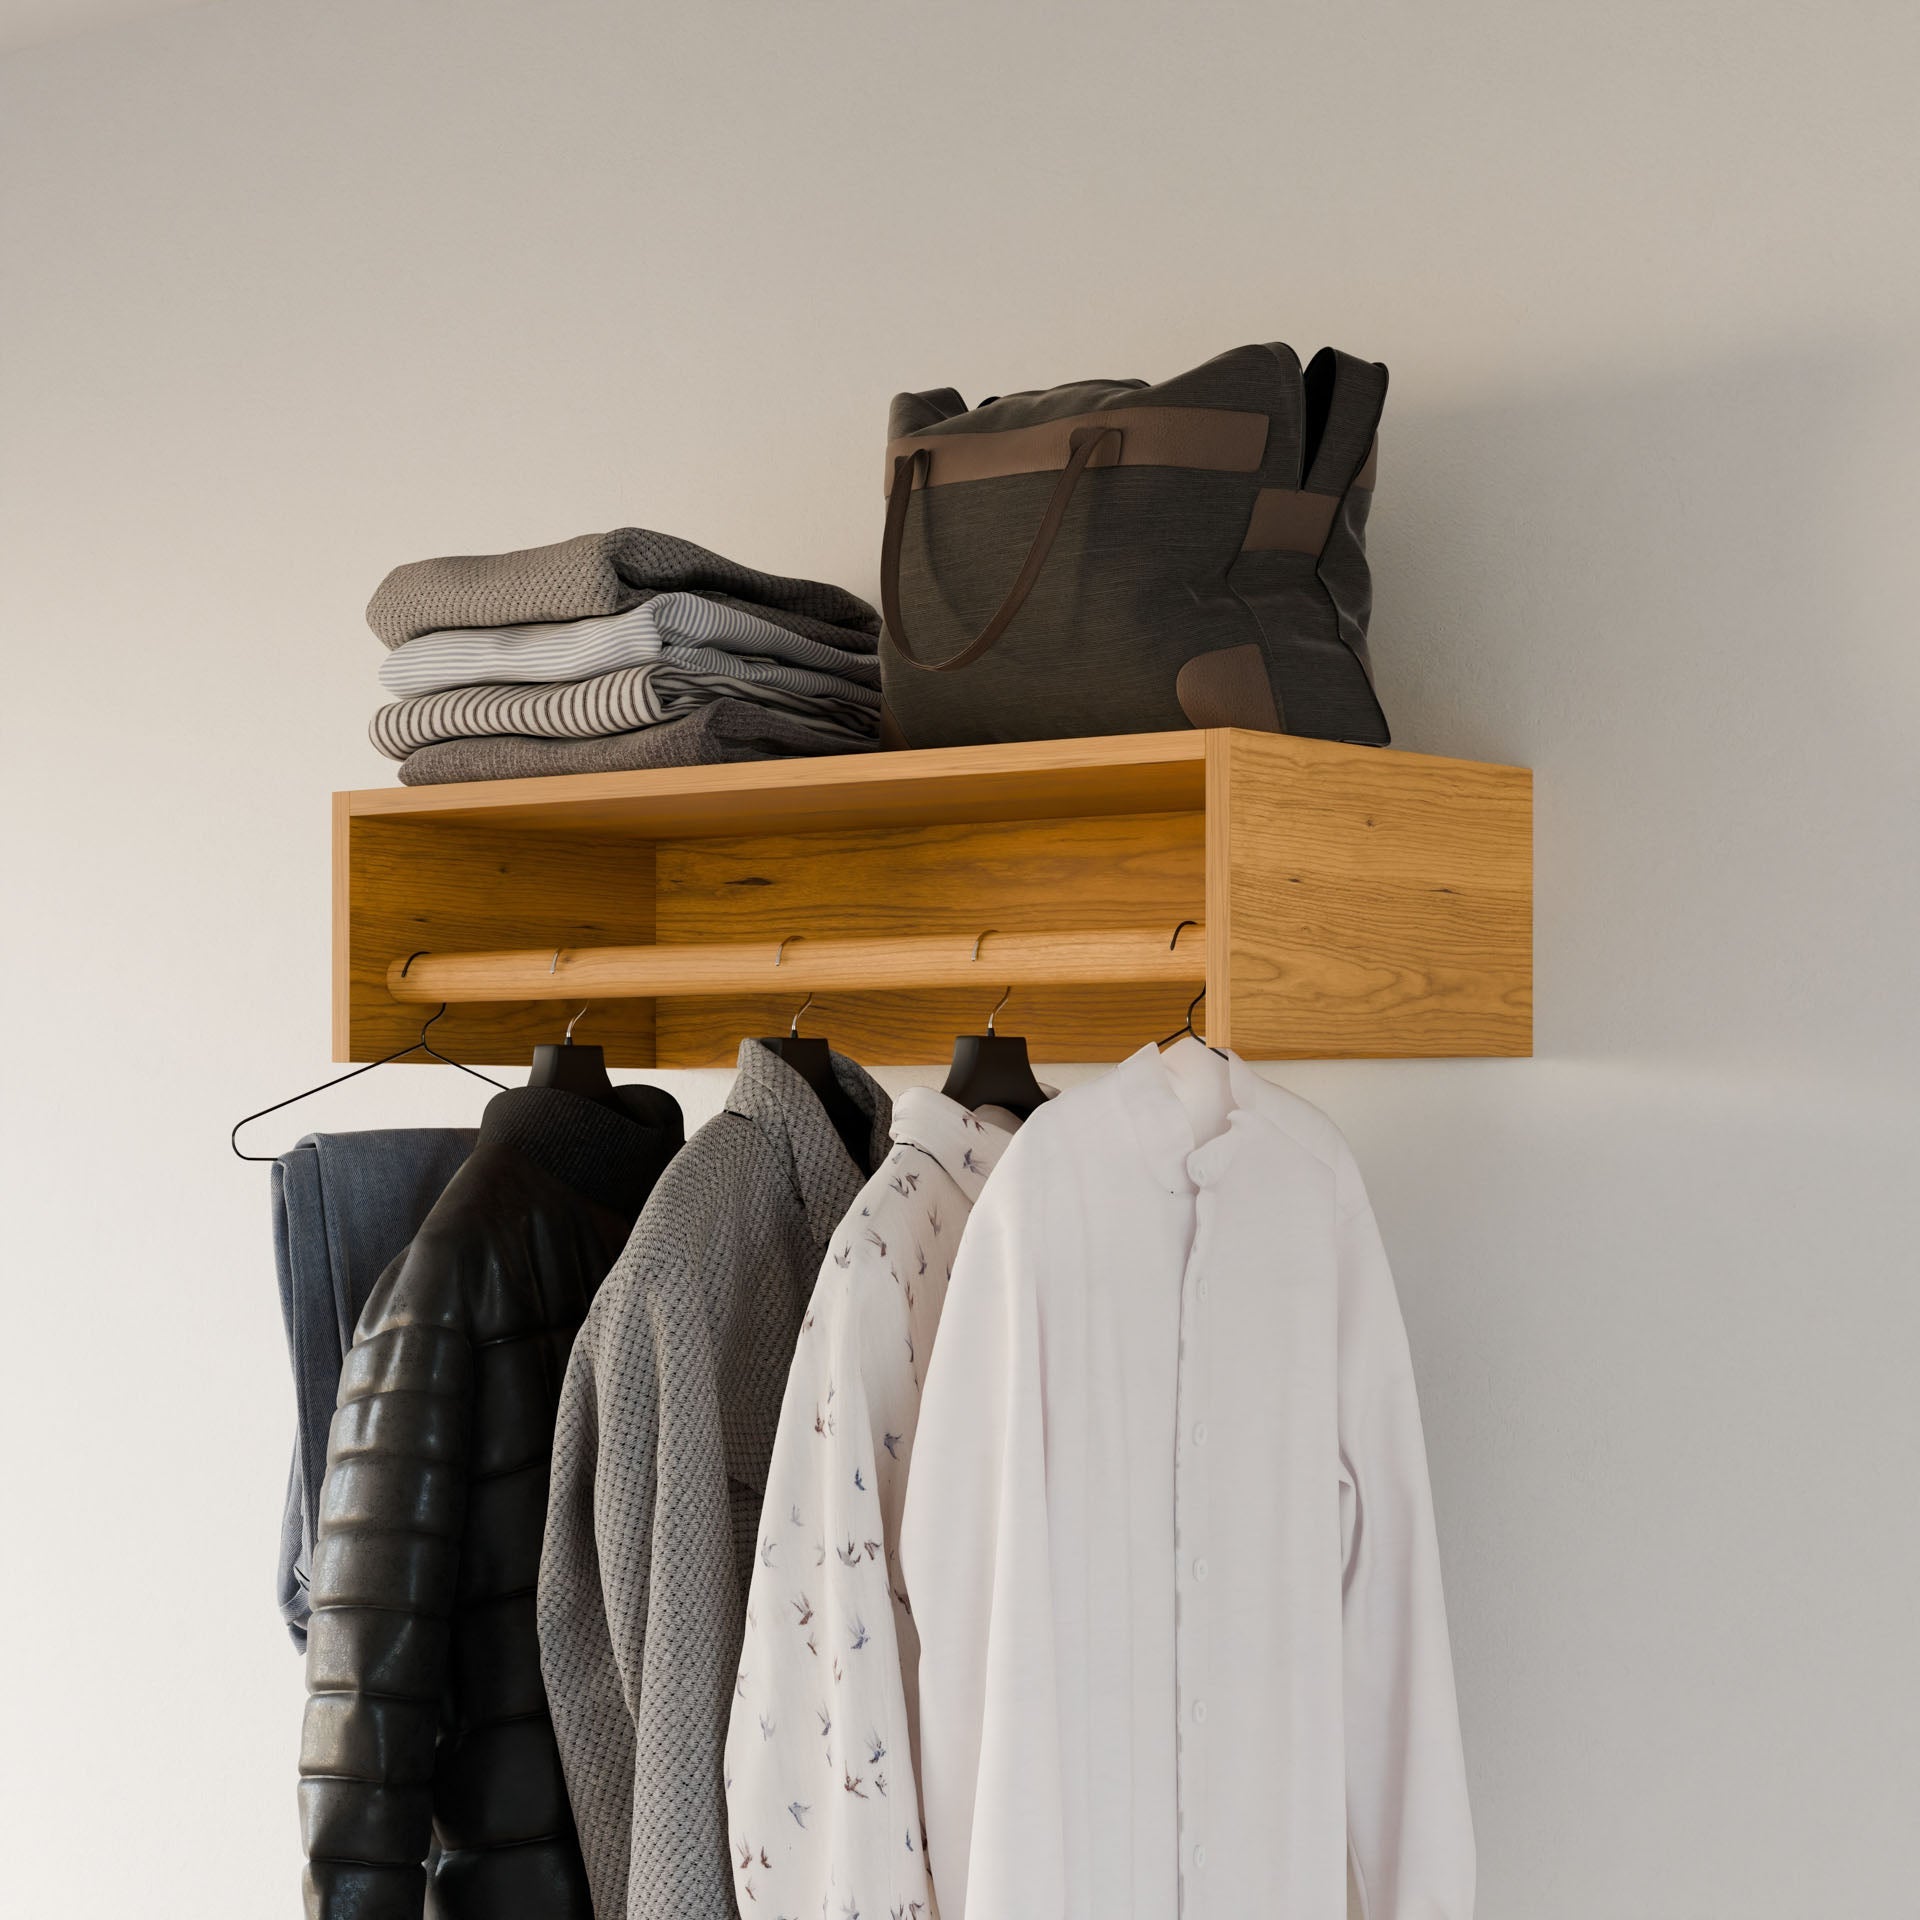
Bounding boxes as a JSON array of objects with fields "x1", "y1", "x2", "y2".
[{"x1": 299, "y1": 1084, "x2": 683, "y2": 1919}]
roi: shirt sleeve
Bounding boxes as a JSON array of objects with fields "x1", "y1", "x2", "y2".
[
  {"x1": 724, "y1": 1291, "x2": 829, "y2": 1910},
  {"x1": 622, "y1": 1278, "x2": 745, "y2": 1916},
  {"x1": 1336, "y1": 1199, "x2": 1477, "y2": 1920},
  {"x1": 541, "y1": 1236, "x2": 750, "y2": 1920},
  {"x1": 727, "y1": 1243, "x2": 936, "y2": 1920},
  {"x1": 299, "y1": 1260, "x2": 469, "y2": 1919},
  {"x1": 536, "y1": 1307, "x2": 648, "y2": 1920},
  {"x1": 899, "y1": 1155, "x2": 1066, "y2": 1920}
]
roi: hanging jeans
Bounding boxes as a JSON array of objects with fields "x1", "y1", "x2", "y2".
[{"x1": 271, "y1": 1128, "x2": 475, "y2": 1646}]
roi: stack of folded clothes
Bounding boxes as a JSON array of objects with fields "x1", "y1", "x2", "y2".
[{"x1": 366, "y1": 528, "x2": 884, "y2": 784}]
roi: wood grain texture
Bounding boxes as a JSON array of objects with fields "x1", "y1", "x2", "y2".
[
  {"x1": 656, "y1": 810, "x2": 1203, "y2": 941},
  {"x1": 648, "y1": 809, "x2": 1203, "y2": 1064},
  {"x1": 331, "y1": 791, "x2": 353, "y2": 1059},
  {"x1": 334, "y1": 728, "x2": 1533, "y2": 1066},
  {"x1": 343, "y1": 730, "x2": 1208, "y2": 839},
  {"x1": 1202, "y1": 729, "x2": 1235, "y2": 1049},
  {"x1": 1211, "y1": 730, "x2": 1533, "y2": 1057},
  {"x1": 342, "y1": 818, "x2": 657, "y2": 1065},
  {"x1": 389, "y1": 925, "x2": 1206, "y2": 1004}
]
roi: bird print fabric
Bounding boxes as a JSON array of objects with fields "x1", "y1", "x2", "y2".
[{"x1": 724, "y1": 1088, "x2": 1020, "y2": 1920}]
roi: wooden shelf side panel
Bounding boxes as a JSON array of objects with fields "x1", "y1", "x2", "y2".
[{"x1": 1207, "y1": 731, "x2": 1533, "y2": 1059}]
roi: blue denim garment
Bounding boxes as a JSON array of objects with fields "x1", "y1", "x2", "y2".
[{"x1": 271, "y1": 1129, "x2": 476, "y2": 1647}]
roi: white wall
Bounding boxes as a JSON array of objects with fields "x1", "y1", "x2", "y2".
[{"x1": 3, "y1": 2, "x2": 1916, "y2": 1913}]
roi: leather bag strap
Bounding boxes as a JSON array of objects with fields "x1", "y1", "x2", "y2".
[{"x1": 881, "y1": 423, "x2": 1122, "y2": 673}]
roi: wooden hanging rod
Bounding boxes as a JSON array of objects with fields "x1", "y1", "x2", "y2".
[{"x1": 387, "y1": 924, "x2": 1206, "y2": 1006}]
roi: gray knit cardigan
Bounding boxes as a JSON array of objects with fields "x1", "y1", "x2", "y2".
[{"x1": 538, "y1": 1040, "x2": 891, "y2": 1920}]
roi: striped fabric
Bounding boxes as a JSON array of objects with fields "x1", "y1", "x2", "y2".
[
  {"x1": 395, "y1": 701, "x2": 878, "y2": 786},
  {"x1": 378, "y1": 593, "x2": 881, "y2": 698},
  {"x1": 370, "y1": 655, "x2": 879, "y2": 760}
]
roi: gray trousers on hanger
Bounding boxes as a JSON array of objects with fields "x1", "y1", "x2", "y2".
[{"x1": 272, "y1": 1128, "x2": 476, "y2": 1646}]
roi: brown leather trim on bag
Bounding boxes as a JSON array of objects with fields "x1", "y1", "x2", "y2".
[
  {"x1": 1176, "y1": 644, "x2": 1283, "y2": 732},
  {"x1": 1239, "y1": 487, "x2": 1341, "y2": 555},
  {"x1": 882, "y1": 424, "x2": 1120, "y2": 673},
  {"x1": 884, "y1": 406, "x2": 1269, "y2": 493}
]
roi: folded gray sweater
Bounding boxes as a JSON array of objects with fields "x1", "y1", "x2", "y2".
[
  {"x1": 398, "y1": 700, "x2": 879, "y2": 785},
  {"x1": 367, "y1": 528, "x2": 880, "y2": 648}
]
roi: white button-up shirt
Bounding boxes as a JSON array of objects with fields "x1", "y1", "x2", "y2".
[
  {"x1": 899, "y1": 1040, "x2": 1474, "y2": 1920},
  {"x1": 724, "y1": 1088, "x2": 1020, "y2": 1920}
]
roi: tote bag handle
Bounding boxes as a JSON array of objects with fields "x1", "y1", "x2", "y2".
[{"x1": 880, "y1": 424, "x2": 1121, "y2": 673}]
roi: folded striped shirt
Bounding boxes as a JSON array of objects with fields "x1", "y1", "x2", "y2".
[
  {"x1": 378, "y1": 594, "x2": 881, "y2": 698},
  {"x1": 396, "y1": 700, "x2": 877, "y2": 785},
  {"x1": 370, "y1": 655, "x2": 879, "y2": 760}
]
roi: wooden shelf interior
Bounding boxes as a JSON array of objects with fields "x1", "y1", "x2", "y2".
[{"x1": 335, "y1": 729, "x2": 1532, "y2": 1068}]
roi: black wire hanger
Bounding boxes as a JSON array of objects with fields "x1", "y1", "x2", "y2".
[
  {"x1": 1157, "y1": 920, "x2": 1227, "y2": 1057},
  {"x1": 230, "y1": 1003, "x2": 506, "y2": 1163},
  {"x1": 1157, "y1": 985, "x2": 1226, "y2": 1058}
]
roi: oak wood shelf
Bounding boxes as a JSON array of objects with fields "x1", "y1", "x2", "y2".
[{"x1": 334, "y1": 729, "x2": 1533, "y2": 1068}]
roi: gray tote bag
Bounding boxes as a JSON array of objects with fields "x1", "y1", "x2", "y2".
[{"x1": 878, "y1": 341, "x2": 1389, "y2": 750}]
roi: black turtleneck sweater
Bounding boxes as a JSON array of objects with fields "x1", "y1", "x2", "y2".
[{"x1": 299, "y1": 1083, "x2": 683, "y2": 1920}]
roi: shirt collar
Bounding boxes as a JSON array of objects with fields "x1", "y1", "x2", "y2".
[
  {"x1": 1114, "y1": 1037, "x2": 1275, "y2": 1191},
  {"x1": 889, "y1": 1085, "x2": 1020, "y2": 1202},
  {"x1": 725, "y1": 1038, "x2": 893, "y2": 1246}
]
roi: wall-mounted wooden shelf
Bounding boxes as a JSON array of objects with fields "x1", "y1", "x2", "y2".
[{"x1": 334, "y1": 728, "x2": 1532, "y2": 1067}]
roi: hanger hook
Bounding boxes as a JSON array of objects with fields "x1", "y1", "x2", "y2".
[
  {"x1": 1159, "y1": 985, "x2": 1210, "y2": 1049},
  {"x1": 550, "y1": 946, "x2": 562, "y2": 976},
  {"x1": 986, "y1": 986, "x2": 1013, "y2": 1035},
  {"x1": 774, "y1": 934, "x2": 800, "y2": 967},
  {"x1": 564, "y1": 1003, "x2": 589, "y2": 1044},
  {"x1": 972, "y1": 928, "x2": 996, "y2": 962},
  {"x1": 1170, "y1": 919, "x2": 1198, "y2": 951},
  {"x1": 401, "y1": 950, "x2": 429, "y2": 978},
  {"x1": 789, "y1": 992, "x2": 814, "y2": 1039}
]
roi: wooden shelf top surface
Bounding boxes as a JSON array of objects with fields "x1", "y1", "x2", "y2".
[{"x1": 341, "y1": 729, "x2": 1527, "y2": 840}]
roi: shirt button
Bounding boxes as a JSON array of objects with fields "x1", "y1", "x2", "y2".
[
  {"x1": 1194, "y1": 1557, "x2": 1210, "y2": 1582},
  {"x1": 1192, "y1": 1421, "x2": 1209, "y2": 1446},
  {"x1": 1193, "y1": 1844, "x2": 1209, "y2": 1870},
  {"x1": 1196, "y1": 1278, "x2": 1210, "y2": 1302},
  {"x1": 1192, "y1": 1699, "x2": 1208, "y2": 1724}
]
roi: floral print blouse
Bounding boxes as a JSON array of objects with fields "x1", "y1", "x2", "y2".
[{"x1": 724, "y1": 1087, "x2": 1019, "y2": 1920}]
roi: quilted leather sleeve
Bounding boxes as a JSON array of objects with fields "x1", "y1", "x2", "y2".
[{"x1": 299, "y1": 1259, "x2": 473, "y2": 1920}]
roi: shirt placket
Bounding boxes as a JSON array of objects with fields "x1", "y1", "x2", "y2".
[{"x1": 1172, "y1": 1179, "x2": 1213, "y2": 1916}]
